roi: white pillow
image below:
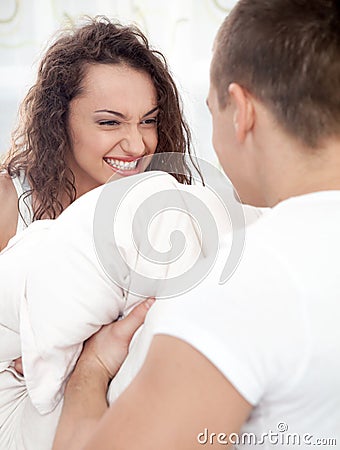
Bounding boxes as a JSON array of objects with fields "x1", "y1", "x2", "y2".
[
  {"x1": 21, "y1": 171, "x2": 235, "y2": 414},
  {"x1": 0, "y1": 220, "x2": 52, "y2": 372}
]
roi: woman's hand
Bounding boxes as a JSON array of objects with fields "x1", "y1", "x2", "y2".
[
  {"x1": 79, "y1": 297, "x2": 155, "y2": 381},
  {"x1": 14, "y1": 357, "x2": 23, "y2": 375}
]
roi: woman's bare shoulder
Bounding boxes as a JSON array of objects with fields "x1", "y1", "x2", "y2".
[
  {"x1": 0, "y1": 172, "x2": 18, "y2": 250},
  {"x1": 0, "y1": 171, "x2": 15, "y2": 191}
]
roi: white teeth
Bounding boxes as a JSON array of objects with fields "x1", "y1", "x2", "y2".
[{"x1": 105, "y1": 158, "x2": 138, "y2": 170}]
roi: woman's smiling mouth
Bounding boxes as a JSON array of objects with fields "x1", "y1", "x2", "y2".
[{"x1": 103, "y1": 157, "x2": 140, "y2": 175}]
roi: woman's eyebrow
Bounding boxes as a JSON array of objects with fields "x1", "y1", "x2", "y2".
[
  {"x1": 94, "y1": 109, "x2": 126, "y2": 118},
  {"x1": 142, "y1": 106, "x2": 159, "y2": 118},
  {"x1": 94, "y1": 106, "x2": 159, "y2": 119}
]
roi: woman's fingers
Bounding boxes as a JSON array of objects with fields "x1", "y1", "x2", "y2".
[{"x1": 14, "y1": 357, "x2": 23, "y2": 375}]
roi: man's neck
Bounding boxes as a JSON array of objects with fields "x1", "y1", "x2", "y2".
[{"x1": 258, "y1": 136, "x2": 340, "y2": 207}]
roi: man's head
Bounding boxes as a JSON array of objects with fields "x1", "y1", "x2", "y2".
[{"x1": 208, "y1": 0, "x2": 340, "y2": 205}]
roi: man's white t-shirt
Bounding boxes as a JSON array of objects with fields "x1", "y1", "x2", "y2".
[{"x1": 108, "y1": 191, "x2": 340, "y2": 448}]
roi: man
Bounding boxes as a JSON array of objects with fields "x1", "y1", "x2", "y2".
[{"x1": 53, "y1": 0, "x2": 340, "y2": 448}]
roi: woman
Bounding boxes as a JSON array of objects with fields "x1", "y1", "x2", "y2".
[
  {"x1": 0, "y1": 16, "x2": 196, "y2": 251},
  {"x1": 0, "y1": 16, "x2": 206, "y2": 450}
]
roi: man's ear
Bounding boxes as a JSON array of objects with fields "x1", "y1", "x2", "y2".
[{"x1": 228, "y1": 83, "x2": 255, "y2": 143}]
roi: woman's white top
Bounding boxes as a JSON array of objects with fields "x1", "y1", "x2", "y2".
[{"x1": 11, "y1": 171, "x2": 33, "y2": 232}]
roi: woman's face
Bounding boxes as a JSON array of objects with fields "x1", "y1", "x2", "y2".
[{"x1": 67, "y1": 63, "x2": 159, "y2": 196}]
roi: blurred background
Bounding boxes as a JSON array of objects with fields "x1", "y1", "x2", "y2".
[{"x1": 0, "y1": 0, "x2": 236, "y2": 163}]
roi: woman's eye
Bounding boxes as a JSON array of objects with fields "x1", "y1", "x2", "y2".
[
  {"x1": 98, "y1": 120, "x2": 120, "y2": 126},
  {"x1": 141, "y1": 117, "x2": 158, "y2": 126}
]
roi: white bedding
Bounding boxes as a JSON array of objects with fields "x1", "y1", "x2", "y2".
[{"x1": 0, "y1": 171, "x2": 261, "y2": 448}]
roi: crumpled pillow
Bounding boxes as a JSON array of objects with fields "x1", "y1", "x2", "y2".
[
  {"x1": 0, "y1": 220, "x2": 52, "y2": 373},
  {"x1": 20, "y1": 171, "x2": 235, "y2": 414}
]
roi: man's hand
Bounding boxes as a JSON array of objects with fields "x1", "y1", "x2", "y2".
[
  {"x1": 52, "y1": 297, "x2": 155, "y2": 450},
  {"x1": 14, "y1": 298, "x2": 155, "y2": 381},
  {"x1": 79, "y1": 297, "x2": 156, "y2": 380}
]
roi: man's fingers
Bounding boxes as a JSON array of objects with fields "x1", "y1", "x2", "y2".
[
  {"x1": 114, "y1": 297, "x2": 156, "y2": 340},
  {"x1": 81, "y1": 297, "x2": 156, "y2": 379}
]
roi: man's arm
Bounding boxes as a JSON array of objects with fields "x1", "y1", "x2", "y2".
[
  {"x1": 54, "y1": 332, "x2": 252, "y2": 449},
  {"x1": 52, "y1": 298, "x2": 155, "y2": 450},
  {"x1": 52, "y1": 358, "x2": 110, "y2": 449}
]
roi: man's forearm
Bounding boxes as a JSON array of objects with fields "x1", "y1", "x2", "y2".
[
  {"x1": 52, "y1": 359, "x2": 110, "y2": 450},
  {"x1": 52, "y1": 299, "x2": 153, "y2": 449}
]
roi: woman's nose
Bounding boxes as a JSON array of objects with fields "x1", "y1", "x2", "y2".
[{"x1": 120, "y1": 126, "x2": 145, "y2": 157}]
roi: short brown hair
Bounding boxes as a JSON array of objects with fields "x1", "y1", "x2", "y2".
[
  {"x1": 211, "y1": 0, "x2": 340, "y2": 147},
  {"x1": 3, "y1": 16, "x2": 196, "y2": 221}
]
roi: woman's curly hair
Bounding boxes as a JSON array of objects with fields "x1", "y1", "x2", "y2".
[{"x1": 2, "y1": 16, "x2": 199, "y2": 221}]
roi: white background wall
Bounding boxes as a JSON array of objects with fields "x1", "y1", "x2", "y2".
[{"x1": 0, "y1": 0, "x2": 236, "y2": 162}]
